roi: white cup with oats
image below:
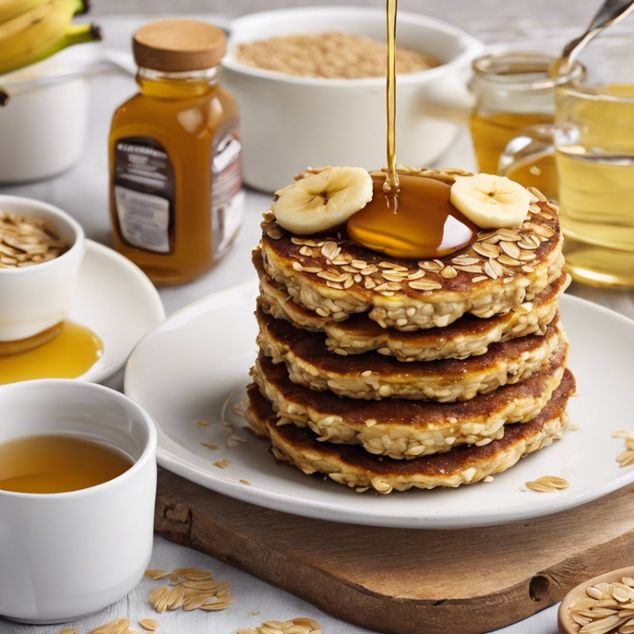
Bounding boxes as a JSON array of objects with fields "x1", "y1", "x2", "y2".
[
  {"x1": 0, "y1": 195, "x2": 85, "y2": 343},
  {"x1": 0, "y1": 379, "x2": 157, "y2": 623}
]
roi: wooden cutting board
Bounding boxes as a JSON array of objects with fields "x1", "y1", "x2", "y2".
[{"x1": 155, "y1": 469, "x2": 634, "y2": 634}]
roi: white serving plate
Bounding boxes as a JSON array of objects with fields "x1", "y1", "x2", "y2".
[
  {"x1": 69, "y1": 239, "x2": 164, "y2": 384},
  {"x1": 124, "y1": 281, "x2": 634, "y2": 529}
]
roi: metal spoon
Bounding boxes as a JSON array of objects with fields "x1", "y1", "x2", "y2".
[{"x1": 551, "y1": 0, "x2": 634, "y2": 76}]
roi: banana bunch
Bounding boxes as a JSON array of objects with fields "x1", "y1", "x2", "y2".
[{"x1": 0, "y1": 0, "x2": 101, "y2": 76}]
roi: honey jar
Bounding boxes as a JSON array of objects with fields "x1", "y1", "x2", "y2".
[
  {"x1": 109, "y1": 19, "x2": 243, "y2": 285},
  {"x1": 469, "y1": 52, "x2": 584, "y2": 200}
]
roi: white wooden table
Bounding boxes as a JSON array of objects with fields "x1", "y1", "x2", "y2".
[{"x1": 1, "y1": 8, "x2": 633, "y2": 634}]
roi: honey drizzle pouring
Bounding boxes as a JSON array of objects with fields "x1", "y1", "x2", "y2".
[
  {"x1": 346, "y1": 0, "x2": 477, "y2": 260},
  {"x1": 385, "y1": 0, "x2": 399, "y2": 194}
]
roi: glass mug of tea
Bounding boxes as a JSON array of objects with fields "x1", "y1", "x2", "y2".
[
  {"x1": 470, "y1": 52, "x2": 585, "y2": 200},
  {"x1": 499, "y1": 36, "x2": 634, "y2": 288}
]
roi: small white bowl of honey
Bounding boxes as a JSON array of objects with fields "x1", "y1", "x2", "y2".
[{"x1": 0, "y1": 195, "x2": 84, "y2": 347}]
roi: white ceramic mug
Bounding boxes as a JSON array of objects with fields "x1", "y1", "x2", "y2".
[
  {"x1": 0, "y1": 379, "x2": 157, "y2": 624},
  {"x1": 0, "y1": 195, "x2": 85, "y2": 342}
]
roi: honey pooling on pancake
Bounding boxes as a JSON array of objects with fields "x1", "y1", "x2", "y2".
[{"x1": 347, "y1": 174, "x2": 478, "y2": 260}]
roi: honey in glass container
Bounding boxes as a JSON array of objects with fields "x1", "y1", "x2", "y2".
[
  {"x1": 109, "y1": 19, "x2": 243, "y2": 285},
  {"x1": 469, "y1": 52, "x2": 583, "y2": 200}
]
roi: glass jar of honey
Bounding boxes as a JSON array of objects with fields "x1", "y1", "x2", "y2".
[
  {"x1": 469, "y1": 52, "x2": 584, "y2": 200},
  {"x1": 109, "y1": 19, "x2": 243, "y2": 285}
]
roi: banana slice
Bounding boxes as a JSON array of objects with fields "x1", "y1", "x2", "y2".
[
  {"x1": 450, "y1": 174, "x2": 530, "y2": 229},
  {"x1": 272, "y1": 166, "x2": 373, "y2": 235}
]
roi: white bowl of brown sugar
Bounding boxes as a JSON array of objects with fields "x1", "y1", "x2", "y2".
[{"x1": 222, "y1": 6, "x2": 483, "y2": 191}]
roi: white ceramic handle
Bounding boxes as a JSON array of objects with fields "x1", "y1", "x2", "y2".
[{"x1": 420, "y1": 74, "x2": 475, "y2": 123}]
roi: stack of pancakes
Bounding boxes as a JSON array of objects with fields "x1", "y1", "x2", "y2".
[{"x1": 247, "y1": 168, "x2": 575, "y2": 493}]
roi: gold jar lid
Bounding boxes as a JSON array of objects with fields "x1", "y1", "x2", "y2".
[{"x1": 133, "y1": 19, "x2": 227, "y2": 72}]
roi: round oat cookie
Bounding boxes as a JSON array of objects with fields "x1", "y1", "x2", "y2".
[
  {"x1": 251, "y1": 345, "x2": 568, "y2": 459},
  {"x1": 255, "y1": 307, "x2": 567, "y2": 401},
  {"x1": 259, "y1": 167, "x2": 564, "y2": 331},
  {"x1": 245, "y1": 369, "x2": 576, "y2": 494}
]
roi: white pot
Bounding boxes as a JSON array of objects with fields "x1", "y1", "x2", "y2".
[
  {"x1": 0, "y1": 48, "x2": 93, "y2": 184},
  {"x1": 0, "y1": 195, "x2": 85, "y2": 341},
  {"x1": 222, "y1": 7, "x2": 483, "y2": 192},
  {"x1": 0, "y1": 379, "x2": 157, "y2": 623}
]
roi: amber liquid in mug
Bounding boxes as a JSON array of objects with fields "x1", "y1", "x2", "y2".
[
  {"x1": 347, "y1": 0, "x2": 476, "y2": 260},
  {"x1": 0, "y1": 435, "x2": 132, "y2": 494},
  {"x1": 0, "y1": 321, "x2": 103, "y2": 385}
]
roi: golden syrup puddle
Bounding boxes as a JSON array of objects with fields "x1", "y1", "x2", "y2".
[
  {"x1": 0, "y1": 321, "x2": 103, "y2": 384},
  {"x1": 346, "y1": 0, "x2": 476, "y2": 260},
  {"x1": 347, "y1": 173, "x2": 477, "y2": 259}
]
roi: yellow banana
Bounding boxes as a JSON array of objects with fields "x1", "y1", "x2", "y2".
[
  {"x1": 0, "y1": 0, "x2": 86, "y2": 24},
  {"x1": 0, "y1": 0, "x2": 52, "y2": 23},
  {"x1": 0, "y1": 0, "x2": 95, "y2": 75}
]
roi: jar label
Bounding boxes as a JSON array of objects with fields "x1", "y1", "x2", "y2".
[
  {"x1": 211, "y1": 127, "x2": 243, "y2": 256},
  {"x1": 113, "y1": 137, "x2": 175, "y2": 253}
]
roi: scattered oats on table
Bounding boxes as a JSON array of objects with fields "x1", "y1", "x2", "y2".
[
  {"x1": 195, "y1": 419, "x2": 210, "y2": 428},
  {"x1": 213, "y1": 458, "x2": 231, "y2": 469},
  {"x1": 237, "y1": 616, "x2": 322, "y2": 634},
  {"x1": 145, "y1": 566, "x2": 232, "y2": 615},
  {"x1": 88, "y1": 618, "x2": 131, "y2": 634}
]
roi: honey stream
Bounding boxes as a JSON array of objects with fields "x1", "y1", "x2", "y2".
[{"x1": 385, "y1": 0, "x2": 399, "y2": 193}]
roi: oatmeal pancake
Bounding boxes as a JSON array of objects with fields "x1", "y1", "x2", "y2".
[
  {"x1": 251, "y1": 346, "x2": 568, "y2": 459},
  {"x1": 245, "y1": 369, "x2": 576, "y2": 493},
  {"x1": 256, "y1": 307, "x2": 567, "y2": 401},
  {"x1": 259, "y1": 167, "x2": 563, "y2": 331},
  {"x1": 255, "y1": 250, "x2": 569, "y2": 361}
]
